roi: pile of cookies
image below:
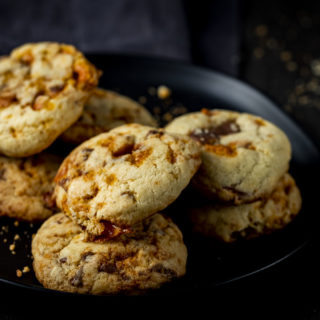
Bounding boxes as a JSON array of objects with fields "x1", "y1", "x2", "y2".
[
  {"x1": 33, "y1": 124, "x2": 201, "y2": 294},
  {"x1": 166, "y1": 109, "x2": 302, "y2": 242},
  {"x1": 0, "y1": 42, "x2": 201, "y2": 294},
  {"x1": 0, "y1": 41, "x2": 302, "y2": 295}
]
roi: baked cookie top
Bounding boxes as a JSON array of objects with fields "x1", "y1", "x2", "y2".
[
  {"x1": 54, "y1": 123, "x2": 201, "y2": 238},
  {"x1": 32, "y1": 213, "x2": 187, "y2": 295},
  {"x1": 61, "y1": 88, "x2": 157, "y2": 144},
  {"x1": 0, "y1": 42, "x2": 101, "y2": 157},
  {"x1": 165, "y1": 109, "x2": 291, "y2": 204},
  {"x1": 0, "y1": 153, "x2": 61, "y2": 221},
  {"x1": 189, "y1": 173, "x2": 301, "y2": 242}
]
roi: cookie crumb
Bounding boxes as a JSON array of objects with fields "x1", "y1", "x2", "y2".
[
  {"x1": 253, "y1": 47, "x2": 264, "y2": 59},
  {"x1": 286, "y1": 62, "x2": 297, "y2": 72},
  {"x1": 163, "y1": 112, "x2": 173, "y2": 122},
  {"x1": 280, "y1": 51, "x2": 292, "y2": 62},
  {"x1": 138, "y1": 96, "x2": 147, "y2": 104},
  {"x1": 14, "y1": 234, "x2": 20, "y2": 241},
  {"x1": 255, "y1": 25, "x2": 268, "y2": 37},
  {"x1": 157, "y1": 85, "x2": 171, "y2": 100},
  {"x1": 14, "y1": 221, "x2": 19, "y2": 227},
  {"x1": 22, "y1": 266, "x2": 30, "y2": 273},
  {"x1": 3, "y1": 238, "x2": 7, "y2": 243},
  {"x1": 16, "y1": 269, "x2": 22, "y2": 277},
  {"x1": 9, "y1": 244, "x2": 15, "y2": 251},
  {"x1": 148, "y1": 86, "x2": 156, "y2": 96}
]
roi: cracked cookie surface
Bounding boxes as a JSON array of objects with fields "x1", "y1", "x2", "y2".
[
  {"x1": 61, "y1": 88, "x2": 157, "y2": 144},
  {"x1": 0, "y1": 153, "x2": 61, "y2": 221},
  {"x1": 54, "y1": 123, "x2": 201, "y2": 238},
  {"x1": 165, "y1": 109, "x2": 291, "y2": 204},
  {"x1": 189, "y1": 173, "x2": 301, "y2": 242},
  {"x1": 32, "y1": 213, "x2": 187, "y2": 295},
  {"x1": 0, "y1": 42, "x2": 100, "y2": 157}
]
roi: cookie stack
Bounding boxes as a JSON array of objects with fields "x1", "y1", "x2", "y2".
[
  {"x1": 0, "y1": 42, "x2": 199, "y2": 294},
  {"x1": 32, "y1": 124, "x2": 201, "y2": 294},
  {"x1": 166, "y1": 108, "x2": 302, "y2": 242},
  {"x1": 0, "y1": 42, "x2": 156, "y2": 222}
]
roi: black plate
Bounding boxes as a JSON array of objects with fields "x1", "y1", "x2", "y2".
[{"x1": 1, "y1": 54, "x2": 320, "y2": 295}]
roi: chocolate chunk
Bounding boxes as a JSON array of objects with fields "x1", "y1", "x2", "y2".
[
  {"x1": 150, "y1": 264, "x2": 177, "y2": 278},
  {"x1": 59, "y1": 257, "x2": 67, "y2": 263},
  {"x1": 82, "y1": 148, "x2": 94, "y2": 161},
  {"x1": 98, "y1": 260, "x2": 117, "y2": 274},
  {"x1": 81, "y1": 252, "x2": 94, "y2": 261},
  {"x1": 49, "y1": 84, "x2": 65, "y2": 94},
  {"x1": 112, "y1": 142, "x2": 135, "y2": 157},
  {"x1": 58, "y1": 177, "x2": 69, "y2": 192},
  {"x1": 214, "y1": 120, "x2": 240, "y2": 136},
  {"x1": 146, "y1": 129, "x2": 164, "y2": 138},
  {"x1": 190, "y1": 120, "x2": 240, "y2": 145},
  {"x1": 70, "y1": 266, "x2": 84, "y2": 287},
  {"x1": 0, "y1": 168, "x2": 6, "y2": 181},
  {"x1": 43, "y1": 191, "x2": 56, "y2": 209}
]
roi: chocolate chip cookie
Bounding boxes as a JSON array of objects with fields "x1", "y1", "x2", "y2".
[
  {"x1": 61, "y1": 88, "x2": 157, "y2": 144},
  {"x1": 32, "y1": 213, "x2": 187, "y2": 294},
  {"x1": 54, "y1": 123, "x2": 201, "y2": 239},
  {"x1": 165, "y1": 109, "x2": 291, "y2": 204},
  {"x1": 189, "y1": 173, "x2": 301, "y2": 242},
  {"x1": 0, "y1": 153, "x2": 61, "y2": 221},
  {"x1": 0, "y1": 42, "x2": 101, "y2": 157}
]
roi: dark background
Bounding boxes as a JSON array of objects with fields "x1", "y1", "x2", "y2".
[{"x1": 1, "y1": 0, "x2": 320, "y2": 318}]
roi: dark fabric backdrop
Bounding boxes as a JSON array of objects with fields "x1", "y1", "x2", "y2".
[{"x1": 0, "y1": 0, "x2": 241, "y2": 76}]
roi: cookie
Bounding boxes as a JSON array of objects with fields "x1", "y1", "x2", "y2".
[
  {"x1": 0, "y1": 42, "x2": 101, "y2": 157},
  {"x1": 61, "y1": 88, "x2": 157, "y2": 144},
  {"x1": 165, "y1": 109, "x2": 291, "y2": 204},
  {"x1": 54, "y1": 124, "x2": 201, "y2": 239},
  {"x1": 32, "y1": 213, "x2": 187, "y2": 295},
  {"x1": 189, "y1": 173, "x2": 301, "y2": 242},
  {"x1": 0, "y1": 153, "x2": 61, "y2": 221}
]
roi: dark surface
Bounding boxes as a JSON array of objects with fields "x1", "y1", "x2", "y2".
[
  {"x1": 241, "y1": 1, "x2": 320, "y2": 318},
  {"x1": 1, "y1": 55, "x2": 320, "y2": 320}
]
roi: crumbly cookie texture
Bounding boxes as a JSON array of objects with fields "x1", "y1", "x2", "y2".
[
  {"x1": 61, "y1": 88, "x2": 157, "y2": 144},
  {"x1": 32, "y1": 213, "x2": 187, "y2": 295},
  {"x1": 189, "y1": 173, "x2": 301, "y2": 242},
  {"x1": 165, "y1": 109, "x2": 291, "y2": 204},
  {"x1": 0, "y1": 153, "x2": 61, "y2": 221},
  {"x1": 0, "y1": 42, "x2": 101, "y2": 157},
  {"x1": 54, "y1": 123, "x2": 201, "y2": 238}
]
